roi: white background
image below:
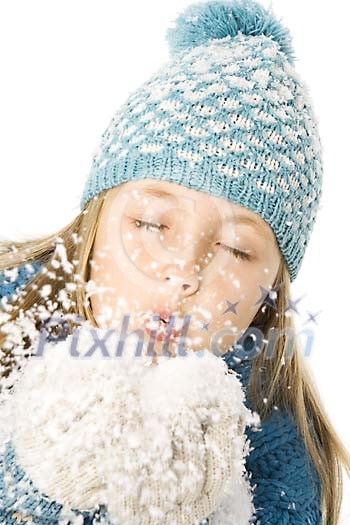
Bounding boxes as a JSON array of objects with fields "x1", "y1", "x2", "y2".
[{"x1": 0, "y1": 0, "x2": 349, "y2": 521}]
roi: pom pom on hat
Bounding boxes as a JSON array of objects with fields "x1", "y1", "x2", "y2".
[{"x1": 166, "y1": 0, "x2": 296, "y2": 64}]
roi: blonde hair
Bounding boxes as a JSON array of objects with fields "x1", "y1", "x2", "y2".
[{"x1": 0, "y1": 186, "x2": 349, "y2": 525}]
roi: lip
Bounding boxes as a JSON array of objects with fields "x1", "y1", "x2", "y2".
[
  {"x1": 144, "y1": 324, "x2": 181, "y2": 341},
  {"x1": 143, "y1": 310, "x2": 183, "y2": 341},
  {"x1": 158, "y1": 309, "x2": 176, "y2": 322}
]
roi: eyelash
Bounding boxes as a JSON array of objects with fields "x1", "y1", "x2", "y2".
[
  {"x1": 132, "y1": 219, "x2": 168, "y2": 233},
  {"x1": 219, "y1": 243, "x2": 252, "y2": 261},
  {"x1": 130, "y1": 219, "x2": 252, "y2": 262}
]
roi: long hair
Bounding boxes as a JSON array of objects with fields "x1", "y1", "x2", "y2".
[{"x1": 0, "y1": 186, "x2": 349, "y2": 525}]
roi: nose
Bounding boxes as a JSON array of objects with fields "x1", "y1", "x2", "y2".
[{"x1": 162, "y1": 264, "x2": 200, "y2": 297}]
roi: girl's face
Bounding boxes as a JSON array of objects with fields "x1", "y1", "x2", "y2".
[{"x1": 90, "y1": 178, "x2": 281, "y2": 358}]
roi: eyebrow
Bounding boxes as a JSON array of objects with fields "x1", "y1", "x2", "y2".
[
  {"x1": 133, "y1": 186, "x2": 268, "y2": 239},
  {"x1": 224, "y1": 214, "x2": 269, "y2": 239},
  {"x1": 133, "y1": 186, "x2": 177, "y2": 201}
]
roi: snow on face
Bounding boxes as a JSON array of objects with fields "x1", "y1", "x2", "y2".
[{"x1": 89, "y1": 178, "x2": 281, "y2": 360}]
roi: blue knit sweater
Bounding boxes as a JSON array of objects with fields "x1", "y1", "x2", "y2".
[{"x1": 0, "y1": 263, "x2": 323, "y2": 524}]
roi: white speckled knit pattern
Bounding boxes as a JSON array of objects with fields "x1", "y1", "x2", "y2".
[{"x1": 80, "y1": 29, "x2": 323, "y2": 282}]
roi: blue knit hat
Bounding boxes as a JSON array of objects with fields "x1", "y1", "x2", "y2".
[{"x1": 80, "y1": 0, "x2": 323, "y2": 283}]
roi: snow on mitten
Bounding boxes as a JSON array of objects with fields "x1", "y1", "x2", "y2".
[
  {"x1": 5, "y1": 322, "x2": 259, "y2": 525},
  {"x1": 6, "y1": 323, "x2": 150, "y2": 513},
  {"x1": 101, "y1": 351, "x2": 260, "y2": 525}
]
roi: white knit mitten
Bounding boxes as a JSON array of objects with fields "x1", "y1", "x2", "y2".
[{"x1": 5, "y1": 322, "x2": 259, "y2": 525}]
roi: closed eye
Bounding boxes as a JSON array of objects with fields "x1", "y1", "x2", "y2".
[
  {"x1": 130, "y1": 218, "x2": 169, "y2": 233},
  {"x1": 130, "y1": 219, "x2": 252, "y2": 261},
  {"x1": 215, "y1": 243, "x2": 252, "y2": 261}
]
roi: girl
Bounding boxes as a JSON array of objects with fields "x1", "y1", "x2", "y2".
[{"x1": 1, "y1": 0, "x2": 350, "y2": 524}]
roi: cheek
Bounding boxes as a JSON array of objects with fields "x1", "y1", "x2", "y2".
[
  {"x1": 92, "y1": 216, "x2": 153, "y2": 287},
  {"x1": 90, "y1": 231, "x2": 123, "y2": 286},
  {"x1": 89, "y1": 225, "x2": 129, "y2": 319},
  {"x1": 209, "y1": 265, "x2": 272, "y2": 328},
  {"x1": 217, "y1": 246, "x2": 278, "y2": 289},
  {"x1": 89, "y1": 231, "x2": 158, "y2": 322},
  {"x1": 121, "y1": 222, "x2": 162, "y2": 274}
]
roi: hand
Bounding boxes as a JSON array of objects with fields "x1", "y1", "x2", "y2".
[{"x1": 5, "y1": 322, "x2": 259, "y2": 525}]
